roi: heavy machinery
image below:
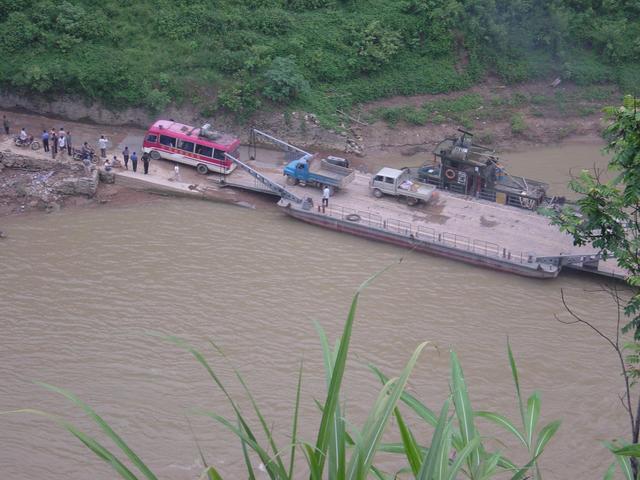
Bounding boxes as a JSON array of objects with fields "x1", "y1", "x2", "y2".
[{"x1": 412, "y1": 129, "x2": 549, "y2": 210}]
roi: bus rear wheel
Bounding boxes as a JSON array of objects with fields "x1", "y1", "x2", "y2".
[
  {"x1": 196, "y1": 163, "x2": 210, "y2": 175},
  {"x1": 149, "y1": 150, "x2": 161, "y2": 160}
]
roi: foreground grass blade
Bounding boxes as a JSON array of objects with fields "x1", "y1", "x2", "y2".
[
  {"x1": 417, "y1": 399, "x2": 451, "y2": 480},
  {"x1": 450, "y1": 351, "x2": 481, "y2": 476},
  {"x1": 35, "y1": 382, "x2": 158, "y2": 480},
  {"x1": 2, "y1": 409, "x2": 140, "y2": 480},
  {"x1": 534, "y1": 420, "x2": 561, "y2": 458},
  {"x1": 313, "y1": 266, "x2": 393, "y2": 478},
  {"x1": 208, "y1": 340, "x2": 288, "y2": 476},
  {"x1": 370, "y1": 365, "x2": 438, "y2": 426},
  {"x1": 288, "y1": 359, "x2": 303, "y2": 478},
  {"x1": 475, "y1": 411, "x2": 527, "y2": 447},
  {"x1": 525, "y1": 392, "x2": 540, "y2": 448},
  {"x1": 507, "y1": 341, "x2": 526, "y2": 429},
  {"x1": 348, "y1": 341, "x2": 430, "y2": 480},
  {"x1": 162, "y1": 336, "x2": 287, "y2": 478},
  {"x1": 394, "y1": 406, "x2": 422, "y2": 476},
  {"x1": 201, "y1": 466, "x2": 224, "y2": 480},
  {"x1": 315, "y1": 320, "x2": 345, "y2": 480}
]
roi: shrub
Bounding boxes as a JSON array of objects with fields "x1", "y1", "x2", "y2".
[
  {"x1": 286, "y1": 0, "x2": 335, "y2": 11},
  {"x1": 510, "y1": 113, "x2": 527, "y2": 135},
  {"x1": 562, "y1": 52, "x2": 615, "y2": 85},
  {"x1": 0, "y1": 12, "x2": 38, "y2": 52},
  {"x1": 349, "y1": 20, "x2": 402, "y2": 73},
  {"x1": 262, "y1": 56, "x2": 310, "y2": 103},
  {"x1": 217, "y1": 81, "x2": 262, "y2": 120}
]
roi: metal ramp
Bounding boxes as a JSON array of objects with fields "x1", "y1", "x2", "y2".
[
  {"x1": 225, "y1": 153, "x2": 303, "y2": 204},
  {"x1": 249, "y1": 128, "x2": 311, "y2": 162}
]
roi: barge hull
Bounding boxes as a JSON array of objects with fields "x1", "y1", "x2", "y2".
[{"x1": 280, "y1": 204, "x2": 559, "y2": 279}]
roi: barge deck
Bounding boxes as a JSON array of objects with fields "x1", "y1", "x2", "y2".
[{"x1": 211, "y1": 159, "x2": 625, "y2": 280}]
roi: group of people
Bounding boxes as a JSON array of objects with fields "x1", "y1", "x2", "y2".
[
  {"x1": 4, "y1": 114, "x2": 177, "y2": 179},
  {"x1": 119, "y1": 146, "x2": 151, "y2": 174},
  {"x1": 40, "y1": 127, "x2": 74, "y2": 158}
]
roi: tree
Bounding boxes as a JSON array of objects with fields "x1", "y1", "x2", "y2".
[{"x1": 550, "y1": 95, "x2": 640, "y2": 476}]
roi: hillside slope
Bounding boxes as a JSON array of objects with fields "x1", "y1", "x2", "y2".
[{"x1": 0, "y1": 0, "x2": 638, "y2": 124}]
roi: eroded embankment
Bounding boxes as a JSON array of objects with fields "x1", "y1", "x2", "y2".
[{"x1": 0, "y1": 150, "x2": 99, "y2": 216}]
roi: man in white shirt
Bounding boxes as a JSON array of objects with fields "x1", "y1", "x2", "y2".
[
  {"x1": 322, "y1": 185, "x2": 330, "y2": 207},
  {"x1": 58, "y1": 133, "x2": 66, "y2": 157},
  {"x1": 19, "y1": 128, "x2": 27, "y2": 141},
  {"x1": 98, "y1": 135, "x2": 108, "y2": 158}
]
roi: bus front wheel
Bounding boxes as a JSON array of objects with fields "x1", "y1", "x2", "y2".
[
  {"x1": 149, "y1": 150, "x2": 161, "y2": 160},
  {"x1": 196, "y1": 163, "x2": 209, "y2": 175}
]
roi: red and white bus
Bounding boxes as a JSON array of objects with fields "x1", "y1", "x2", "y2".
[{"x1": 142, "y1": 120, "x2": 240, "y2": 174}]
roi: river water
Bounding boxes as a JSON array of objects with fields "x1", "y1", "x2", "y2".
[{"x1": 0, "y1": 141, "x2": 627, "y2": 479}]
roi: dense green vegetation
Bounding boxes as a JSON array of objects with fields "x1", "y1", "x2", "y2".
[{"x1": 0, "y1": 0, "x2": 638, "y2": 122}]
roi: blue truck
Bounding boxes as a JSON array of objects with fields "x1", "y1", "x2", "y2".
[{"x1": 283, "y1": 154, "x2": 356, "y2": 189}]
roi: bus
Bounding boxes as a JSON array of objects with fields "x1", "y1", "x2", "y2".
[{"x1": 142, "y1": 120, "x2": 241, "y2": 175}]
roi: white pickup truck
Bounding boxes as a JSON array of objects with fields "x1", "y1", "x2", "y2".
[{"x1": 369, "y1": 167, "x2": 436, "y2": 206}]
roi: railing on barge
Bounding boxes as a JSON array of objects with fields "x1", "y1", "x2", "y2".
[{"x1": 319, "y1": 204, "x2": 533, "y2": 265}]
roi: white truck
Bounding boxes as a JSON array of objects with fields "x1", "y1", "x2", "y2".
[{"x1": 369, "y1": 167, "x2": 436, "y2": 206}]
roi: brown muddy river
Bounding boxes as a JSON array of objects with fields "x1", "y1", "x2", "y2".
[{"x1": 0, "y1": 141, "x2": 627, "y2": 479}]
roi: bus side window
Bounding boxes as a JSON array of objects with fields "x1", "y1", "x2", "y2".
[
  {"x1": 146, "y1": 134, "x2": 158, "y2": 143},
  {"x1": 159, "y1": 135, "x2": 176, "y2": 147},
  {"x1": 196, "y1": 144, "x2": 213, "y2": 157},
  {"x1": 213, "y1": 149, "x2": 226, "y2": 160},
  {"x1": 177, "y1": 139, "x2": 194, "y2": 152}
]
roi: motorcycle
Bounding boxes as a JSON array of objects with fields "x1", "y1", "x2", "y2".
[
  {"x1": 72, "y1": 147, "x2": 97, "y2": 164},
  {"x1": 14, "y1": 135, "x2": 41, "y2": 150}
]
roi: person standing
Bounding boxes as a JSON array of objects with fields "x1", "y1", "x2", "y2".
[
  {"x1": 122, "y1": 146, "x2": 129, "y2": 170},
  {"x1": 2, "y1": 115, "x2": 9, "y2": 135},
  {"x1": 130, "y1": 151, "x2": 138, "y2": 172},
  {"x1": 322, "y1": 185, "x2": 331, "y2": 207},
  {"x1": 58, "y1": 132, "x2": 66, "y2": 158},
  {"x1": 98, "y1": 135, "x2": 108, "y2": 159},
  {"x1": 82, "y1": 155, "x2": 92, "y2": 175},
  {"x1": 66, "y1": 131, "x2": 72, "y2": 156},
  {"x1": 50, "y1": 129, "x2": 58, "y2": 159},
  {"x1": 41, "y1": 130, "x2": 49, "y2": 152},
  {"x1": 174, "y1": 163, "x2": 181, "y2": 182},
  {"x1": 142, "y1": 151, "x2": 150, "y2": 174}
]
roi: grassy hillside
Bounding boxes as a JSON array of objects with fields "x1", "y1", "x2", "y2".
[{"x1": 0, "y1": 0, "x2": 638, "y2": 125}]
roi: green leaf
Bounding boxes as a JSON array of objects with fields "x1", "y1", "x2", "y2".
[
  {"x1": 525, "y1": 392, "x2": 541, "y2": 447},
  {"x1": 450, "y1": 351, "x2": 480, "y2": 473},
  {"x1": 603, "y1": 462, "x2": 616, "y2": 480},
  {"x1": 347, "y1": 341, "x2": 430, "y2": 480},
  {"x1": 417, "y1": 399, "x2": 451, "y2": 480},
  {"x1": 394, "y1": 407, "x2": 422, "y2": 476},
  {"x1": 288, "y1": 359, "x2": 303, "y2": 478},
  {"x1": 507, "y1": 341, "x2": 526, "y2": 430},
  {"x1": 35, "y1": 382, "x2": 157, "y2": 480},
  {"x1": 370, "y1": 364, "x2": 437, "y2": 426},
  {"x1": 314, "y1": 265, "x2": 395, "y2": 478},
  {"x1": 613, "y1": 444, "x2": 640, "y2": 458},
  {"x1": 534, "y1": 420, "x2": 561, "y2": 458},
  {"x1": 3, "y1": 409, "x2": 140, "y2": 480},
  {"x1": 201, "y1": 466, "x2": 224, "y2": 480},
  {"x1": 476, "y1": 411, "x2": 526, "y2": 447}
]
